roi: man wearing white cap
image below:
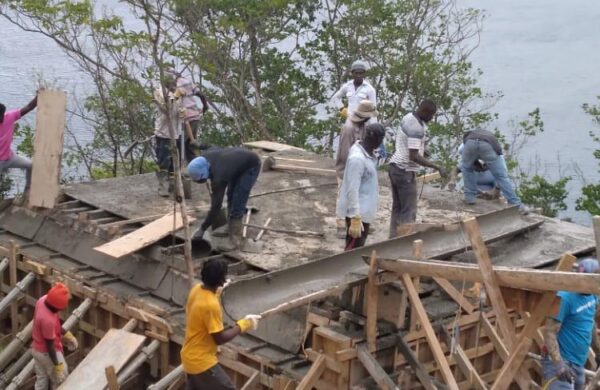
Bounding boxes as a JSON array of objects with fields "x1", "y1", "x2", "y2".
[
  {"x1": 542, "y1": 257, "x2": 600, "y2": 389},
  {"x1": 331, "y1": 60, "x2": 377, "y2": 119}
]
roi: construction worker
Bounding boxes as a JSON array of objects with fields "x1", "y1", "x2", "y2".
[
  {"x1": 388, "y1": 100, "x2": 447, "y2": 238},
  {"x1": 165, "y1": 68, "x2": 210, "y2": 164},
  {"x1": 542, "y1": 257, "x2": 600, "y2": 389},
  {"x1": 448, "y1": 144, "x2": 500, "y2": 199},
  {"x1": 460, "y1": 129, "x2": 529, "y2": 214},
  {"x1": 187, "y1": 148, "x2": 261, "y2": 250},
  {"x1": 181, "y1": 258, "x2": 261, "y2": 390},
  {"x1": 334, "y1": 100, "x2": 378, "y2": 238},
  {"x1": 336, "y1": 123, "x2": 385, "y2": 250},
  {"x1": 0, "y1": 90, "x2": 40, "y2": 192},
  {"x1": 31, "y1": 282, "x2": 78, "y2": 389},
  {"x1": 153, "y1": 78, "x2": 186, "y2": 197},
  {"x1": 332, "y1": 60, "x2": 377, "y2": 119}
]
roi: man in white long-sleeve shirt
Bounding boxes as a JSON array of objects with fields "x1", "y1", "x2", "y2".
[
  {"x1": 331, "y1": 60, "x2": 377, "y2": 119},
  {"x1": 336, "y1": 123, "x2": 385, "y2": 251}
]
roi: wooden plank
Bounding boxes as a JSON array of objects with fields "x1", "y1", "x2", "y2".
[
  {"x1": 240, "y1": 371, "x2": 260, "y2": 390},
  {"x1": 491, "y1": 253, "x2": 576, "y2": 390},
  {"x1": 356, "y1": 344, "x2": 398, "y2": 390},
  {"x1": 94, "y1": 212, "x2": 195, "y2": 259},
  {"x1": 433, "y1": 277, "x2": 476, "y2": 314},
  {"x1": 594, "y1": 216, "x2": 600, "y2": 255},
  {"x1": 401, "y1": 273, "x2": 459, "y2": 388},
  {"x1": 440, "y1": 327, "x2": 487, "y2": 390},
  {"x1": 396, "y1": 336, "x2": 439, "y2": 390},
  {"x1": 29, "y1": 90, "x2": 67, "y2": 208},
  {"x1": 296, "y1": 354, "x2": 326, "y2": 390},
  {"x1": 366, "y1": 251, "x2": 378, "y2": 352},
  {"x1": 410, "y1": 240, "x2": 423, "y2": 331},
  {"x1": 105, "y1": 365, "x2": 119, "y2": 390},
  {"x1": 60, "y1": 329, "x2": 146, "y2": 390},
  {"x1": 9, "y1": 241, "x2": 18, "y2": 336},
  {"x1": 417, "y1": 172, "x2": 441, "y2": 184},
  {"x1": 463, "y1": 217, "x2": 515, "y2": 349},
  {"x1": 376, "y1": 258, "x2": 600, "y2": 295},
  {"x1": 244, "y1": 140, "x2": 304, "y2": 152},
  {"x1": 480, "y1": 314, "x2": 509, "y2": 361}
]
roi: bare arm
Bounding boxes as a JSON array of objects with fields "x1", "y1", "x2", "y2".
[
  {"x1": 44, "y1": 339, "x2": 60, "y2": 365},
  {"x1": 592, "y1": 321, "x2": 600, "y2": 355},
  {"x1": 543, "y1": 317, "x2": 563, "y2": 362},
  {"x1": 409, "y1": 149, "x2": 443, "y2": 171},
  {"x1": 20, "y1": 95, "x2": 38, "y2": 117},
  {"x1": 211, "y1": 326, "x2": 242, "y2": 345}
]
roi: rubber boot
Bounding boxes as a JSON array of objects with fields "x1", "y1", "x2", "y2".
[
  {"x1": 228, "y1": 218, "x2": 243, "y2": 250},
  {"x1": 157, "y1": 171, "x2": 169, "y2": 197}
]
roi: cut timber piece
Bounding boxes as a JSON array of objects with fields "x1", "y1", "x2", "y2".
[
  {"x1": 59, "y1": 328, "x2": 146, "y2": 390},
  {"x1": 395, "y1": 336, "x2": 439, "y2": 390},
  {"x1": 94, "y1": 212, "x2": 195, "y2": 259},
  {"x1": 401, "y1": 273, "x2": 459, "y2": 388},
  {"x1": 376, "y1": 258, "x2": 600, "y2": 295},
  {"x1": 490, "y1": 253, "x2": 576, "y2": 390},
  {"x1": 366, "y1": 251, "x2": 378, "y2": 352},
  {"x1": 240, "y1": 371, "x2": 260, "y2": 390},
  {"x1": 356, "y1": 344, "x2": 399, "y2": 390},
  {"x1": 463, "y1": 217, "x2": 514, "y2": 348},
  {"x1": 594, "y1": 216, "x2": 600, "y2": 255},
  {"x1": 416, "y1": 172, "x2": 441, "y2": 184},
  {"x1": 440, "y1": 327, "x2": 486, "y2": 390},
  {"x1": 243, "y1": 140, "x2": 304, "y2": 152},
  {"x1": 433, "y1": 277, "x2": 476, "y2": 314},
  {"x1": 296, "y1": 354, "x2": 326, "y2": 390},
  {"x1": 29, "y1": 90, "x2": 67, "y2": 208}
]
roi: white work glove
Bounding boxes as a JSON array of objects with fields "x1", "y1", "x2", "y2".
[
  {"x1": 236, "y1": 314, "x2": 262, "y2": 333},
  {"x1": 62, "y1": 331, "x2": 78, "y2": 351},
  {"x1": 216, "y1": 278, "x2": 232, "y2": 297}
]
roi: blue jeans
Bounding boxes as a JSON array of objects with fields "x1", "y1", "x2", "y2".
[
  {"x1": 460, "y1": 139, "x2": 521, "y2": 205},
  {"x1": 541, "y1": 357, "x2": 585, "y2": 390},
  {"x1": 226, "y1": 165, "x2": 261, "y2": 219},
  {"x1": 155, "y1": 136, "x2": 182, "y2": 173}
]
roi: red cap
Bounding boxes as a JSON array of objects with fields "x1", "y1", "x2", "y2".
[{"x1": 46, "y1": 283, "x2": 70, "y2": 310}]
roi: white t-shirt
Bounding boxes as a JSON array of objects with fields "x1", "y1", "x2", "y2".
[
  {"x1": 331, "y1": 80, "x2": 377, "y2": 115},
  {"x1": 389, "y1": 112, "x2": 426, "y2": 172}
]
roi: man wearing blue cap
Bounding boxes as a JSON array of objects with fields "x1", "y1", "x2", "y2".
[
  {"x1": 187, "y1": 148, "x2": 261, "y2": 250},
  {"x1": 542, "y1": 258, "x2": 600, "y2": 389}
]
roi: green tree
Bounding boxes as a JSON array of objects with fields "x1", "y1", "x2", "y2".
[
  {"x1": 517, "y1": 175, "x2": 570, "y2": 217},
  {"x1": 576, "y1": 98, "x2": 600, "y2": 215}
]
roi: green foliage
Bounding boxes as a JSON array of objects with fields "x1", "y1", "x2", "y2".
[
  {"x1": 517, "y1": 175, "x2": 570, "y2": 217},
  {"x1": 13, "y1": 123, "x2": 34, "y2": 158},
  {"x1": 577, "y1": 98, "x2": 600, "y2": 216}
]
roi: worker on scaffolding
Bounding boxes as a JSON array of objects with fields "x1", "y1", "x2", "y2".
[
  {"x1": 334, "y1": 100, "x2": 379, "y2": 238},
  {"x1": 0, "y1": 89, "x2": 41, "y2": 194},
  {"x1": 31, "y1": 282, "x2": 78, "y2": 389},
  {"x1": 542, "y1": 257, "x2": 600, "y2": 389},
  {"x1": 181, "y1": 258, "x2": 261, "y2": 390},
  {"x1": 336, "y1": 123, "x2": 385, "y2": 250},
  {"x1": 187, "y1": 147, "x2": 261, "y2": 251}
]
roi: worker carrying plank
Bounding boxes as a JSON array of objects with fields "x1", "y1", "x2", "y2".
[
  {"x1": 334, "y1": 100, "x2": 379, "y2": 238},
  {"x1": 336, "y1": 123, "x2": 385, "y2": 250},
  {"x1": 0, "y1": 89, "x2": 40, "y2": 193},
  {"x1": 187, "y1": 147, "x2": 261, "y2": 251},
  {"x1": 181, "y1": 258, "x2": 261, "y2": 389},
  {"x1": 387, "y1": 99, "x2": 448, "y2": 238},
  {"x1": 542, "y1": 258, "x2": 600, "y2": 389},
  {"x1": 31, "y1": 282, "x2": 78, "y2": 389}
]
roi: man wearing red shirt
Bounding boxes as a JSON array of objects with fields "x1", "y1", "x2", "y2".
[{"x1": 31, "y1": 283, "x2": 78, "y2": 389}]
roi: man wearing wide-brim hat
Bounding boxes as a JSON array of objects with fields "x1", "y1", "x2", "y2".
[{"x1": 334, "y1": 99, "x2": 378, "y2": 238}]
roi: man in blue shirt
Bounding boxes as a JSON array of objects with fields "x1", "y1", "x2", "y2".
[{"x1": 543, "y1": 258, "x2": 600, "y2": 389}]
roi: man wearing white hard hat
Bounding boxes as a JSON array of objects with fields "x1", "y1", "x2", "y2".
[{"x1": 331, "y1": 60, "x2": 377, "y2": 119}]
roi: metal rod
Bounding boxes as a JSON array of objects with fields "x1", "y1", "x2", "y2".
[
  {"x1": 147, "y1": 364, "x2": 184, "y2": 390},
  {"x1": 0, "y1": 320, "x2": 33, "y2": 371},
  {"x1": 0, "y1": 272, "x2": 36, "y2": 315},
  {"x1": 117, "y1": 339, "x2": 160, "y2": 385}
]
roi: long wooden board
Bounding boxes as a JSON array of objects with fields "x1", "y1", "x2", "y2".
[
  {"x1": 94, "y1": 211, "x2": 195, "y2": 259},
  {"x1": 59, "y1": 328, "x2": 146, "y2": 390},
  {"x1": 29, "y1": 90, "x2": 67, "y2": 208}
]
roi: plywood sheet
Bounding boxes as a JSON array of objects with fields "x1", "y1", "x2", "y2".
[
  {"x1": 94, "y1": 211, "x2": 195, "y2": 259},
  {"x1": 29, "y1": 90, "x2": 67, "y2": 208},
  {"x1": 59, "y1": 328, "x2": 146, "y2": 390},
  {"x1": 243, "y1": 140, "x2": 304, "y2": 152}
]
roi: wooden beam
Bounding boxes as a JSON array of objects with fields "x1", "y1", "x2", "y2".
[
  {"x1": 440, "y1": 327, "x2": 487, "y2": 390},
  {"x1": 9, "y1": 241, "x2": 18, "y2": 336},
  {"x1": 296, "y1": 354, "x2": 326, "y2": 390},
  {"x1": 593, "y1": 216, "x2": 600, "y2": 256},
  {"x1": 366, "y1": 251, "x2": 379, "y2": 352},
  {"x1": 94, "y1": 212, "x2": 196, "y2": 259},
  {"x1": 396, "y1": 336, "x2": 439, "y2": 390},
  {"x1": 480, "y1": 314, "x2": 509, "y2": 361},
  {"x1": 376, "y1": 258, "x2": 600, "y2": 295},
  {"x1": 356, "y1": 344, "x2": 398, "y2": 390},
  {"x1": 29, "y1": 89, "x2": 67, "y2": 208},
  {"x1": 410, "y1": 240, "x2": 423, "y2": 331},
  {"x1": 240, "y1": 371, "x2": 260, "y2": 390},
  {"x1": 432, "y1": 277, "x2": 476, "y2": 314},
  {"x1": 463, "y1": 217, "x2": 515, "y2": 348},
  {"x1": 105, "y1": 365, "x2": 119, "y2": 390},
  {"x1": 491, "y1": 253, "x2": 576, "y2": 390},
  {"x1": 401, "y1": 273, "x2": 459, "y2": 388}
]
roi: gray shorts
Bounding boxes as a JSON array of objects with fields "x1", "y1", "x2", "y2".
[{"x1": 185, "y1": 364, "x2": 235, "y2": 390}]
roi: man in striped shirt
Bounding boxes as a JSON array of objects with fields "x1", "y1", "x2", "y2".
[{"x1": 388, "y1": 100, "x2": 447, "y2": 238}]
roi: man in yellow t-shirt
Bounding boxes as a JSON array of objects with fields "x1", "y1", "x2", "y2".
[{"x1": 181, "y1": 258, "x2": 261, "y2": 389}]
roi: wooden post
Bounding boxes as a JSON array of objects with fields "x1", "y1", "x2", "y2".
[
  {"x1": 463, "y1": 218, "x2": 515, "y2": 348},
  {"x1": 105, "y1": 365, "x2": 119, "y2": 390},
  {"x1": 366, "y1": 251, "x2": 379, "y2": 352},
  {"x1": 356, "y1": 344, "x2": 398, "y2": 390},
  {"x1": 593, "y1": 216, "x2": 600, "y2": 255},
  {"x1": 401, "y1": 273, "x2": 459, "y2": 388},
  {"x1": 9, "y1": 241, "x2": 18, "y2": 336},
  {"x1": 409, "y1": 240, "x2": 423, "y2": 331},
  {"x1": 490, "y1": 253, "x2": 576, "y2": 390},
  {"x1": 296, "y1": 354, "x2": 326, "y2": 390}
]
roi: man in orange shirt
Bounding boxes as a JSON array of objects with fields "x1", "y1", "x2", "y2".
[{"x1": 181, "y1": 259, "x2": 261, "y2": 389}]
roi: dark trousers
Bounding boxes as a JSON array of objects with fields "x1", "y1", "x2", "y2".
[
  {"x1": 183, "y1": 120, "x2": 201, "y2": 164},
  {"x1": 155, "y1": 136, "x2": 182, "y2": 173},
  {"x1": 226, "y1": 165, "x2": 261, "y2": 219},
  {"x1": 186, "y1": 364, "x2": 235, "y2": 390},
  {"x1": 388, "y1": 164, "x2": 417, "y2": 238},
  {"x1": 345, "y1": 217, "x2": 371, "y2": 251}
]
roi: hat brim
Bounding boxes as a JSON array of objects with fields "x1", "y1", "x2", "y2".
[{"x1": 349, "y1": 110, "x2": 379, "y2": 122}]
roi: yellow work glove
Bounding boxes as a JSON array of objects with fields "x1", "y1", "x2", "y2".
[
  {"x1": 340, "y1": 107, "x2": 348, "y2": 119},
  {"x1": 348, "y1": 216, "x2": 363, "y2": 239},
  {"x1": 236, "y1": 314, "x2": 262, "y2": 333},
  {"x1": 62, "y1": 330, "x2": 78, "y2": 351},
  {"x1": 53, "y1": 362, "x2": 66, "y2": 383}
]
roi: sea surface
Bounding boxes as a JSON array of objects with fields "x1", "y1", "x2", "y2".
[{"x1": 1, "y1": 1, "x2": 599, "y2": 223}]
